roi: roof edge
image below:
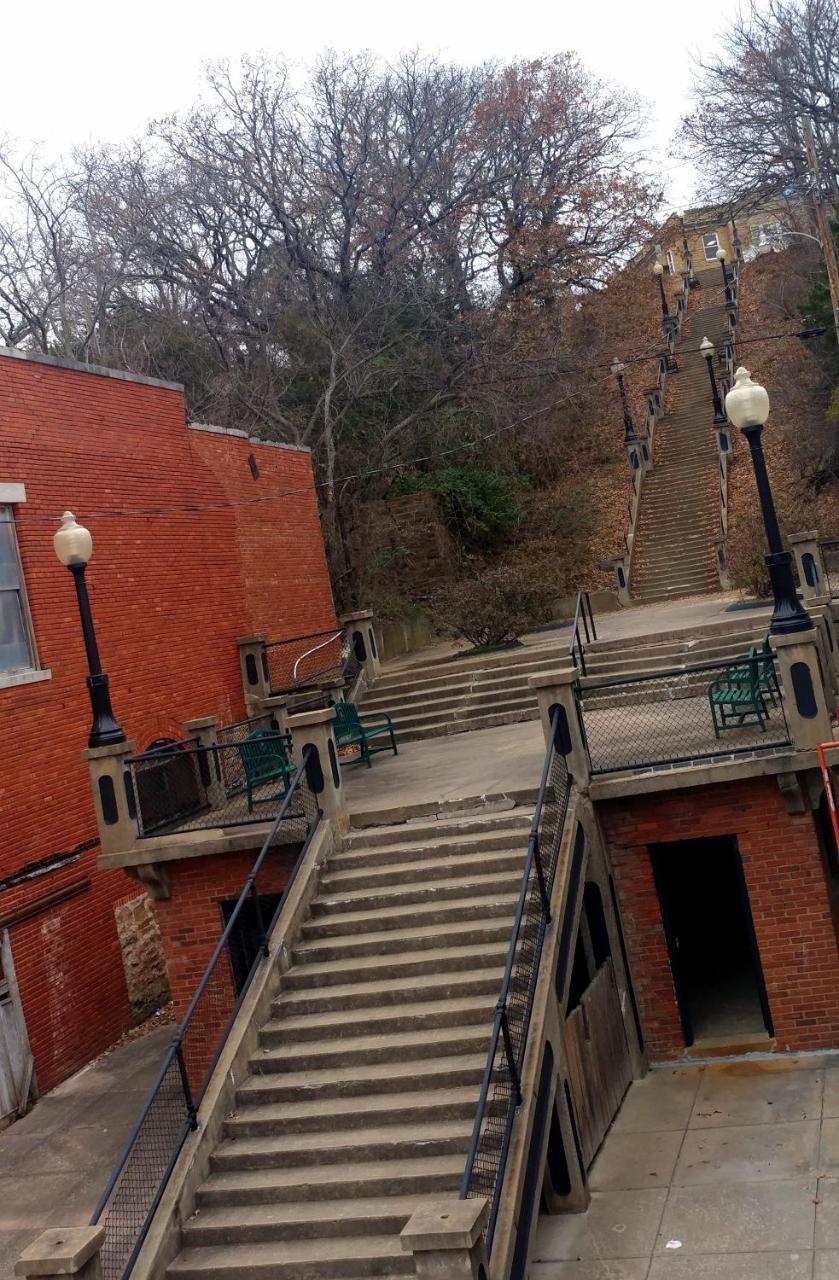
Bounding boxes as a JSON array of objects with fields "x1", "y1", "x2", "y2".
[{"x1": 0, "y1": 343, "x2": 184, "y2": 392}]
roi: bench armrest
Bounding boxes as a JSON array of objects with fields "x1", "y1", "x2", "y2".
[{"x1": 357, "y1": 711, "x2": 395, "y2": 728}]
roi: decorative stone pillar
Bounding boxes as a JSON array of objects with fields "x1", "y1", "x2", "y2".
[
  {"x1": 529, "y1": 667, "x2": 591, "y2": 786},
  {"x1": 341, "y1": 609, "x2": 381, "y2": 682},
  {"x1": 16, "y1": 1226, "x2": 105, "y2": 1279},
  {"x1": 715, "y1": 425, "x2": 732, "y2": 456},
  {"x1": 603, "y1": 556, "x2": 631, "y2": 607},
  {"x1": 183, "y1": 716, "x2": 227, "y2": 810},
  {"x1": 789, "y1": 531, "x2": 828, "y2": 604},
  {"x1": 84, "y1": 738, "x2": 138, "y2": 857},
  {"x1": 237, "y1": 635, "x2": 271, "y2": 714},
  {"x1": 286, "y1": 705, "x2": 347, "y2": 832},
  {"x1": 400, "y1": 1198, "x2": 490, "y2": 1280},
  {"x1": 770, "y1": 628, "x2": 833, "y2": 750},
  {"x1": 261, "y1": 695, "x2": 290, "y2": 735}
]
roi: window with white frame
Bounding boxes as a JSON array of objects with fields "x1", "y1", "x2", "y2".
[
  {"x1": 702, "y1": 232, "x2": 720, "y2": 260},
  {"x1": 0, "y1": 507, "x2": 36, "y2": 673}
]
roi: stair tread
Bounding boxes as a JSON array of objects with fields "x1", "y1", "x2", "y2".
[
  {"x1": 213, "y1": 1118, "x2": 474, "y2": 1159},
  {"x1": 183, "y1": 1193, "x2": 441, "y2": 1229},
  {"x1": 241, "y1": 1052, "x2": 487, "y2": 1093},
  {"x1": 267, "y1": 994, "x2": 496, "y2": 1034},
  {"x1": 200, "y1": 1153, "x2": 464, "y2": 1194},
  {"x1": 283, "y1": 943, "x2": 507, "y2": 982},
  {"x1": 230, "y1": 1083, "x2": 482, "y2": 1123}
]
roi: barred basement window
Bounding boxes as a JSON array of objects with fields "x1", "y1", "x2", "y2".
[{"x1": 0, "y1": 506, "x2": 37, "y2": 674}]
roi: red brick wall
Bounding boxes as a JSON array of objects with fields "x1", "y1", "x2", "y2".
[
  {"x1": 0, "y1": 352, "x2": 335, "y2": 1091},
  {"x1": 151, "y1": 846, "x2": 300, "y2": 1083},
  {"x1": 601, "y1": 776, "x2": 839, "y2": 1057}
]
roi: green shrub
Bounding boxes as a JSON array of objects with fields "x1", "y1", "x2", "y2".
[
  {"x1": 389, "y1": 466, "x2": 525, "y2": 546},
  {"x1": 430, "y1": 568, "x2": 554, "y2": 649}
]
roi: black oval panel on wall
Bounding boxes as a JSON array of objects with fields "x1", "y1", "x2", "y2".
[{"x1": 791, "y1": 660, "x2": 818, "y2": 719}]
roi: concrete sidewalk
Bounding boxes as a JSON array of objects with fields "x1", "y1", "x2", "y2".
[
  {"x1": 532, "y1": 1055, "x2": 839, "y2": 1278},
  {"x1": 0, "y1": 1026, "x2": 171, "y2": 1279}
]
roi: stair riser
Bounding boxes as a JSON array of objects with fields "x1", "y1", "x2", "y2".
[
  {"x1": 321, "y1": 851, "x2": 523, "y2": 894},
  {"x1": 311, "y1": 875, "x2": 521, "y2": 917},
  {"x1": 224, "y1": 1096, "x2": 479, "y2": 1138},
  {"x1": 274, "y1": 972, "x2": 504, "y2": 1013},
  {"x1": 245, "y1": 1033, "x2": 491, "y2": 1075},
  {"x1": 341, "y1": 814, "x2": 530, "y2": 850},
  {"x1": 169, "y1": 1254, "x2": 412, "y2": 1279},
  {"x1": 182, "y1": 1213, "x2": 414, "y2": 1247},
  {"x1": 241, "y1": 1062, "x2": 485, "y2": 1102},
  {"x1": 260, "y1": 1002, "x2": 494, "y2": 1045},
  {"x1": 390, "y1": 697, "x2": 537, "y2": 732},
  {"x1": 282, "y1": 953, "x2": 505, "y2": 992},
  {"x1": 195, "y1": 1168, "x2": 460, "y2": 1208},
  {"x1": 291, "y1": 920, "x2": 512, "y2": 964},
  {"x1": 397, "y1": 707, "x2": 539, "y2": 741},
  {"x1": 300, "y1": 896, "x2": 518, "y2": 938},
  {"x1": 210, "y1": 1132, "x2": 471, "y2": 1173}
]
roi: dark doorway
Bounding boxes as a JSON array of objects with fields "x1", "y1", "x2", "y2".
[
  {"x1": 221, "y1": 892, "x2": 284, "y2": 995},
  {"x1": 649, "y1": 836, "x2": 772, "y2": 1046}
]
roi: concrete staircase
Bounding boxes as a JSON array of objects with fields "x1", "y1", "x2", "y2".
[
  {"x1": 166, "y1": 804, "x2": 534, "y2": 1279},
  {"x1": 630, "y1": 270, "x2": 730, "y2": 603},
  {"x1": 358, "y1": 638, "x2": 563, "y2": 742}
]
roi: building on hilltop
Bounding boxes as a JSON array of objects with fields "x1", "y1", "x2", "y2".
[{"x1": 0, "y1": 345, "x2": 336, "y2": 1114}]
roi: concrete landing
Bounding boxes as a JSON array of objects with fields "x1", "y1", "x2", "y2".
[
  {"x1": 531, "y1": 1054, "x2": 839, "y2": 1278},
  {"x1": 0, "y1": 1026, "x2": 171, "y2": 1279},
  {"x1": 344, "y1": 719, "x2": 546, "y2": 822}
]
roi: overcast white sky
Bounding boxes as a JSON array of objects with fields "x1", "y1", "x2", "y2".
[{"x1": 0, "y1": 0, "x2": 733, "y2": 208}]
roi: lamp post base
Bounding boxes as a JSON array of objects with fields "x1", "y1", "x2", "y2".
[
  {"x1": 766, "y1": 551, "x2": 813, "y2": 636},
  {"x1": 86, "y1": 672, "x2": 127, "y2": 748}
]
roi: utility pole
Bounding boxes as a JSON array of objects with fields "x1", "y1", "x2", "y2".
[{"x1": 802, "y1": 115, "x2": 839, "y2": 342}]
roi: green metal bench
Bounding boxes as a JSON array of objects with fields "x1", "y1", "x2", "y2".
[
  {"x1": 708, "y1": 659, "x2": 769, "y2": 738},
  {"x1": 747, "y1": 636, "x2": 780, "y2": 707},
  {"x1": 237, "y1": 730, "x2": 297, "y2": 810},
  {"x1": 333, "y1": 701, "x2": 398, "y2": 767}
]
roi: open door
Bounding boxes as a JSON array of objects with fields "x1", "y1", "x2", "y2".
[
  {"x1": 650, "y1": 836, "x2": 772, "y2": 1047},
  {"x1": 0, "y1": 931, "x2": 34, "y2": 1126}
]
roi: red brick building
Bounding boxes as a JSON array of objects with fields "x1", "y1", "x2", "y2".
[
  {"x1": 600, "y1": 773, "x2": 839, "y2": 1058},
  {"x1": 0, "y1": 346, "x2": 335, "y2": 1102}
]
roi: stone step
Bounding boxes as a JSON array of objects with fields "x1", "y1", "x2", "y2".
[
  {"x1": 269, "y1": 968, "x2": 505, "y2": 1019},
  {"x1": 259, "y1": 993, "x2": 496, "y2": 1046},
  {"x1": 282, "y1": 942, "x2": 507, "y2": 991},
  {"x1": 224, "y1": 1085, "x2": 483, "y2": 1138},
  {"x1": 181, "y1": 1195, "x2": 435, "y2": 1249},
  {"x1": 240, "y1": 1053, "x2": 486, "y2": 1104},
  {"x1": 209, "y1": 1119, "x2": 474, "y2": 1172},
  {"x1": 299, "y1": 893, "x2": 519, "y2": 939},
  {"x1": 371, "y1": 645, "x2": 561, "y2": 695},
  {"x1": 242, "y1": 1025, "x2": 493, "y2": 1077},
  {"x1": 168, "y1": 1235, "x2": 412, "y2": 1278},
  {"x1": 291, "y1": 916, "x2": 514, "y2": 964},
  {"x1": 360, "y1": 671, "x2": 537, "y2": 712},
  {"x1": 310, "y1": 870, "x2": 522, "y2": 918},
  {"x1": 387, "y1": 692, "x2": 537, "y2": 733},
  {"x1": 339, "y1": 810, "x2": 532, "y2": 853},
  {"x1": 195, "y1": 1154, "x2": 464, "y2": 1207},
  {"x1": 396, "y1": 705, "x2": 540, "y2": 743},
  {"x1": 321, "y1": 847, "x2": 524, "y2": 894}
]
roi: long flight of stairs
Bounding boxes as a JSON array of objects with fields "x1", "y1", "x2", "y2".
[
  {"x1": 358, "y1": 637, "x2": 562, "y2": 742},
  {"x1": 630, "y1": 269, "x2": 730, "y2": 603},
  {"x1": 167, "y1": 804, "x2": 535, "y2": 1279}
]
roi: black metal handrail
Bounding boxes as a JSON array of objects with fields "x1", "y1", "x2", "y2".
[
  {"x1": 91, "y1": 754, "x2": 320, "y2": 1280},
  {"x1": 460, "y1": 710, "x2": 571, "y2": 1249},
  {"x1": 567, "y1": 590, "x2": 597, "y2": 676}
]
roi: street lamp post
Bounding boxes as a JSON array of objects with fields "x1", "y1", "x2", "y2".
[
  {"x1": 53, "y1": 511, "x2": 127, "y2": 748},
  {"x1": 716, "y1": 247, "x2": 733, "y2": 305},
  {"x1": 653, "y1": 262, "x2": 671, "y2": 325},
  {"x1": 724, "y1": 369, "x2": 812, "y2": 635},
  {"x1": 700, "y1": 336, "x2": 727, "y2": 424},
  {"x1": 611, "y1": 358, "x2": 637, "y2": 442}
]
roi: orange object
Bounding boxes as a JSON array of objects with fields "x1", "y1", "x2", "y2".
[{"x1": 818, "y1": 742, "x2": 839, "y2": 851}]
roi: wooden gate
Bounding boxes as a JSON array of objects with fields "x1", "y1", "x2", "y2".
[
  {"x1": 564, "y1": 958, "x2": 632, "y2": 1168},
  {"x1": 0, "y1": 931, "x2": 34, "y2": 1127}
]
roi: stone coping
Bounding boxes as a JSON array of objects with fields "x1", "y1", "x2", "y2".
[
  {"x1": 0, "y1": 342, "x2": 183, "y2": 391},
  {"x1": 589, "y1": 747, "x2": 816, "y2": 800}
]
